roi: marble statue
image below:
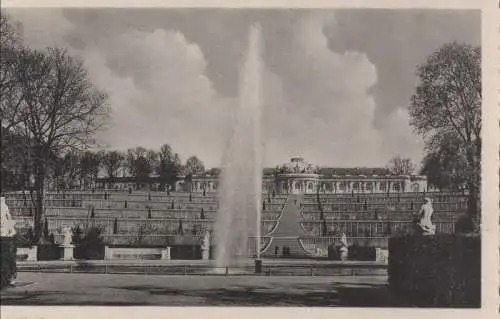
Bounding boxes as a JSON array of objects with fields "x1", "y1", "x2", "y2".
[
  {"x1": 339, "y1": 232, "x2": 349, "y2": 261},
  {"x1": 201, "y1": 230, "x2": 210, "y2": 250},
  {"x1": 1, "y1": 197, "x2": 16, "y2": 237},
  {"x1": 416, "y1": 197, "x2": 436, "y2": 235},
  {"x1": 201, "y1": 230, "x2": 210, "y2": 260},
  {"x1": 62, "y1": 226, "x2": 73, "y2": 246}
]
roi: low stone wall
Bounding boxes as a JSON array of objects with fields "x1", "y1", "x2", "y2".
[
  {"x1": 104, "y1": 246, "x2": 171, "y2": 260},
  {"x1": 16, "y1": 246, "x2": 38, "y2": 261}
]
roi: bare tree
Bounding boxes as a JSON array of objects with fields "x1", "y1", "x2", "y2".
[
  {"x1": 0, "y1": 11, "x2": 23, "y2": 132},
  {"x1": 79, "y1": 151, "x2": 101, "y2": 189},
  {"x1": 409, "y1": 42, "x2": 480, "y2": 222},
  {"x1": 387, "y1": 155, "x2": 416, "y2": 175},
  {"x1": 101, "y1": 150, "x2": 125, "y2": 179},
  {"x1": 3, "y1": 46, "x2": 109, "y2": 242}
]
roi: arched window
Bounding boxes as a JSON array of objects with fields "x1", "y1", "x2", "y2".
[
  {"x1": 412, "y1": 183, "x2": 419, "y2": 192},
  {"x1": 393, "y1": 182, "x2": 400, "y2": 192}
]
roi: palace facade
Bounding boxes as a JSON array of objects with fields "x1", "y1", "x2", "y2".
[
  {"x1": 97, "y1": 157, "x2": 430, "y2": 194},
  {"x1": 94, "y1": 157, "x2": 430, "y2": 194},
  {"x1": 175, "y1": 157, "x2": 429, "y2": 194}
]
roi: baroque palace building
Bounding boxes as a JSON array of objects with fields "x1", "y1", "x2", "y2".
[{"x1": 98, "y1": 157, "x2": 431, "y2": 194}]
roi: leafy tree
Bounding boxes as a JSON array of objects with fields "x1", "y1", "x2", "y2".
[
  {"x1": 126, "y1": 147, "x2": 157, "y2": 188},
  {"x1": 409, "y1": 42, "x2": 480, "y2": 225},
  {"x1": 420, "y1": 133, "x2": 468, "y2": 190},
  {"x1": 184, "y1": 156, "x2": 205, "y2": 176},
  {"x1": 386, "y1": 155, "x2": 416, "y2": 175},
  {"x1": 156, "y1": 144, "x2": 182, "y2": 190}
]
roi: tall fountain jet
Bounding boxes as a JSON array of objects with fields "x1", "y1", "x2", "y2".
[{"x1": 214, "y1": 24, "x2": 263, "y2": 269}]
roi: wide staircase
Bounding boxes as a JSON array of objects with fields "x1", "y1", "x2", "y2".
[{"x1": 261, "y1": 194, "x2": 308, "y2": 257}]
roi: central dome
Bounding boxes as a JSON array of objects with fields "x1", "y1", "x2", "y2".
[{"x1": 278, "y1": 158, "x2": 319, "y2": 174}]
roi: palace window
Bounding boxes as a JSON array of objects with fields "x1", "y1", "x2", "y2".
[
  {"x1": 366, "y1": 182, "x2": 373, "y2": 191},
  {"x1": 392, "y1": 182, "x2": 401, "y2": 192},
  {"x1": 412, "y1": 183, "x2": 419, "y2": 192},
  {"x1": 353, "y1": 182, "x2": 359, "y2": 191},
  {"x1": 308, "y1": 183, "x2": 313, "y2": 190},
  {"x1": 338, "y1": 182, "x2": 346, "y2": 191},
  {"x1": 379, "y1": 182, "x2": 386, "y2": 191}
]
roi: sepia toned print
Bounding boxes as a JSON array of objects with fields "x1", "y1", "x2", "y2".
[{"x1": 0, "y1": 6, "x2": 487, "y2": 311}]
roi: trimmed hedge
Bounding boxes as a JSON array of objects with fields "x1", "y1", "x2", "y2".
[
  {"x1": 388, "y1": 234, "x2": 480, "y2": 307},
  {"x1": 170, "y1": 245, "x2": 202, "y2": 260},
  {"x1": 37, "y1": 243, "x2": 61, "y2": 260},
  {"x1": 348, "y1": 245, "x2": 376, "y2": 261},
  {"x1": 1, "y1": 237, "x2": 17, "y2": 290},
  {"x1": 74, "y1": 244, "x2": 105, "y2": 260}
]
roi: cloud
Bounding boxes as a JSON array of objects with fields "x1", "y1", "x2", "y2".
[
  {"x1": 260, "y1": 12, "x2": 417, "y2": 166},
  {"x1": 7, "y1": 9, "x2": 429, "y2": 168},
  {"x1": 9, "y1": 9, "x2": 234, "y2": 167}
]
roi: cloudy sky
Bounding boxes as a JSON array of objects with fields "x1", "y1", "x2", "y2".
[{"x1": 6, "y1": 8, "x2": 480, "y2": 169}]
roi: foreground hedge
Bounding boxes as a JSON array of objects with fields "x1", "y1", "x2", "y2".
[
  {"x1": 1, "y1": 237, "x2": 17, "y2": 289},
  {"x1": 388, "y1": 234, "x2": 480, "y2": 307}
]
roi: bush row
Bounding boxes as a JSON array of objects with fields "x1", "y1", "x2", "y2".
[
  {"x1": 1, "y1": 237, "x2": 17, "y2": 290},
  {"x1": 388, "y1": 234, "x2": 480, "y2": 307}
]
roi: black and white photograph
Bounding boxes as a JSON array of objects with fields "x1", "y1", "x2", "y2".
[{"x1": 0, "y1": 2, "x2": 493, "y2": 314}]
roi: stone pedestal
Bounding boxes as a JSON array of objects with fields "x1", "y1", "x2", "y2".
[
  {"x1": 104, "y1": 245, "x2": 112, "y2": 260},
  {"x1": 60, "y1": 244, "x2": 75, "y2": 261},
  {"x1": 376, "y1": 248, "x2": 389, "y2": 263},
  {"x1": 255, "y1": 259, "x2": 262, "y2": 274},
  {"x1": 161, "y1": 247, "x2": 171, "y2": 260},
  {"x1": 202, "y1": 247, "x2": 209, "y2": 260},
  {"x1": 28, "y1": 246, "x2": 38, "y2": 261}
]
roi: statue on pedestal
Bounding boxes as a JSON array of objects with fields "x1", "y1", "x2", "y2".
[
  {"x1": 1, "y1": 197, "x2": 16, "y2": 237},
  {"x1": 416, "y1": 197, "x2": 436, "y2": 235}
]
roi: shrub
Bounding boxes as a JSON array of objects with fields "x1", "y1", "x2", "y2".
[
  {"x1": 348, "y1": 245, "x2": 376, "y2": 261},
  {"x1": 72, "y1": 226, "x2": 105, "y2": 260},
  {"x1": 327, "y1": 245, "x2": 340, "y2": 260},
  {"x1": 1, "y1": 237, "x2": 17, "y2": 289},
  {"x1": 14, "y1": 227, "x2": 35, "y2": 247},
  {"x1": 388, "y1": 234, "x2": 480, "y2": 307}
]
